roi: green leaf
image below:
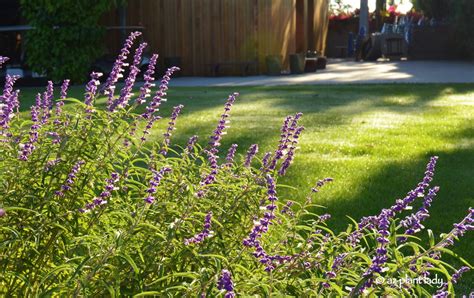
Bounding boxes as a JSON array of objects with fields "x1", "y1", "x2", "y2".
[
  {"x1": 145, "y1": 272, "x2": 199, "y2": 287},
  {"x1": 133, "y1": 291, "x2": 162, "y2": 297},
  {"x1": 118, "y1": 253, "x2": 140, "y2": 274}
]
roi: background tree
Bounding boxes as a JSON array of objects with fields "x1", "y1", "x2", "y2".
[{"x1": 20, "y1": 0, "x2": 123, "y2": 82}]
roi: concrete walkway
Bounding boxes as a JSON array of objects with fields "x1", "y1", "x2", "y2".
[{"x1": 170, "y1": 59, "x2": 474, "y2": 87}]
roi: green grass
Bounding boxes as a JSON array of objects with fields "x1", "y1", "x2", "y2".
[{"x1": 18, "y1": 83, "x2": 474, "y2": 289}]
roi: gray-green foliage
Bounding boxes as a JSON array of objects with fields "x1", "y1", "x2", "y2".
[{"x1": 0, "y1": 35, "x2": 472, "y2": 296}]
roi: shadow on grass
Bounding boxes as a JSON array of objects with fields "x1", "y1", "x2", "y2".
[
  {"x1": 17, "y1": 83, "x2": 474, "y2": 116},
  {"x1": 311, "y1": 147, "x2": 474, "y2": 289}
]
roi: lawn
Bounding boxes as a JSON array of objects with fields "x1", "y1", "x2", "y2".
[{"x1": 17, "y1": 83, "x2": 474, "y2": 290}]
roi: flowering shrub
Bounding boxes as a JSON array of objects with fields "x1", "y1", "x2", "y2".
[{"x1": 0, "y1": 33, "x2": 472, "y2": 297}]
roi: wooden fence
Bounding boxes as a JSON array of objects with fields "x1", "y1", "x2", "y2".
[{"x1": 103, "y1": 0, "x2": 329, "y2": 76}]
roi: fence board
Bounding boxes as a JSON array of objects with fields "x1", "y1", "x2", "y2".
[{"x1": 102, "y1": 0, "x2": 328, "y2": 76}]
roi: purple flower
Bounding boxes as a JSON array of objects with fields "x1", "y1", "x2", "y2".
[
  {"x1": 260, "y1": 152, "x2": 272, "y2": 172},
  {"x1": 55, "y1": 160, "x2": 85, "y2": 196},
  {"x1": 0, "y1": 56, "x2": 9, "y2": 68},
  {"x1": 244, "y1": 144, "x2": 258, "y2": 167},
  {"x1": 196, "y1": 93, "x2": 239, "y2": 197},
  {"x1": 196, "y1": 149, "x2": 219, "y2": 198},
  {"x1": 139, "y1": 115, "x2": 161, "y2": 143},
  {"x1": 39, "y1": 81, "x2": 54, "y2": 124},
  {"x1": 142, "y1": 67, "x2": 180, "y2": 119},
  {"x1": 451, "y1": 266, "x2": 470, "y2": 284},
  {"x1": 311, "y1": 178, "x2": 334, "y2": 193},
  {"x1": 280, "y1": 200, "x2": 294, "y2": 216},
  {"x1": 110, "y1": 42, "x2": 147, "y2": 111},
  {"x1": 103, "y1": 31, "x2": 142, "y2": 109},
  {"x1": 399, "y1": 186, "x2": 440, "y2": 238},
  {"x1": 362, "y1": 208, "x2": 394, "y2": 279},
  {"x1": 208, "y1": 93, "x2": 239, "y2": 149},
  {"x1": 18, "y1": 97, "x2": 42, "y2": 160},
  {"x1": 44, "y1": 158, "x2": 62, "y2": 171},
  {"x1": 186, "y1": 135, "x2": 199, "y2": 153},
  {"x1": 0, "y1": 75, "x2": 20, "y2": 135},
  {"x1": 84, "y1": 72, "x2": 102, "y2": 116},
  {"x1": 0, "y1": 89, "x2": 19, "y2": 132},
  {"x1": 243, "y1": 175, "x2": 278, "y2": 248},
  {"x1": 0, "y1": 208, "x2": 6, "y2": 217},
  {"x1": 160, "y1": 105, "x2": 184, "y2": 155},
  {"x1": 278, "y1": 125, "x2": 304, "y2": 176},
  {"x1": 136, "y1": 53, "x2": 159, "y2": 105},
  {"x1": 268, "y1": 113, "x2": 303, "y2": 171},
  {"x1": 349, "y1": 157, "x2": 439, "y2": 247},
  {"x1": 143, "y1": 167, "x2": 172, "y2": 204},
  {"x1": 54, "y1": 79, "x2": 70, "y2": 123},
  {"x1": 439, "y1": 208, "x2": 474, "y2": 248},
  {"x1": 60, "y1": 79, "x2": 70, "y2": 100},
  {"x1": 224, "y1": 144, "x2": 238, "y2": 167},
  {"x1": 319, "y1": 213, "x2": 331, "y2": 222},
  {"x1": 1, "y1": 74, "x2": 19, "y2": 100},
  {"x1": 242, "y1": 174, "x2": 291, "y2": 271},
  {"x1": 184, "y1": 211, "x2": 213, "y2": 245},
  {"x1": 432, "y1": 286, "x2": 449, "y2": 298},
  {"x1": 217, "y1": 269, "x2": 235, "y2": 298},
  {"x1": 79, "y1": 172, "x2": 120, "y2": 212}
]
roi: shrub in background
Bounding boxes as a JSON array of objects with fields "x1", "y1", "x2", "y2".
[
  {"x1": 412, "y1": 0, "x2": 474, "y2": 59},
  {"x1": 20, "y1": 0, "x2": 123, "y2": 82},
  {"x1": 0, "y1": 33, "x2": 473, "y2": 296}
]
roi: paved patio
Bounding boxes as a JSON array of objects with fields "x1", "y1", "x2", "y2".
[{"x1": 170, "y1": 59, "x2": 474, "y2": 86}]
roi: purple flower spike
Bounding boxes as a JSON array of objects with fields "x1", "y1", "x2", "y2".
[
  {"x1": 142, "y1": 66, "x2": 180, "y2": 119},
  {"x1": 111, "y1": 42, "x2": 147, "y2": 110},
  {"x1": 44, "y1": 158, "x2": 62, "y2": 171},
  {"x1": 40, "y1": 81, "x2": 54, "y2": 124},
  {"x1": 217, "y1": 269, "x2": 236, "y2": 298},
  {"x1": 399, "y1": 186, "x2": 440, "y2": 238},
  {"x1": 184, "y1": 211, "x2": 213, "y2": 245},
  {"x1": 143, "y1": 166, "x2": 172, "y2": 204},
  {"x1": 244, "y1": 144, "x2": 258, "y2": 167},
  {"x1": 18, "y1": 97, "x2": 43, "y2": 160},
  {"x1": 0, "y1": 87, "x2": 20, "y2": 133},
  {"x1": 350, "y1": 156, "x2": 440, "y2": 248},
  {"x1": 268, "y1": 113, "x2": 303, "y2": 171},
  {"x1": 451, "y1": 266, "x2": 470, "y2": 284},
  {"x1": 208, "y1": 93, "x2": 239, "y2": 149},
  {"x1": 136, "y1": 53, "x2": 159, "y2": 105},
  {"x1": 196, "y1": 93, "x2": 239, "y2": 197},
  {"x1": 186, "y1": 135, "x2": 199, "y2": 153},
  {"x1": 438, "y1": 208, "x2": 473, "y2": 248},
  {"x1": 278, "y1": 125, "x2": 304, "y2": 176},
  {"x1": 0, "y1": 56, "x2": 9, "y2": 68},
  {"x1": 140, "y1": 115, "x2": 161, "y2": 143},
  {"x1": 54, "y1": 79, "x2": 70, "y2": 124},
  {"x1": 281, "y1": 200, "x2": 294, "y2": 216},
  {"x1": 196, "y1": 150, "x2": 219, "y2": 198},
  {"x1": 224, "y1": 144, "x2": 238, "y2": 166},
  {"x1": 311, "y1": 178, "x2": 334, "y2": 193},
  {"x1": 84, "y1": 72, "x2": 103, "y2": 116},
  {"x1": 1, "y1": 74, "x2": 20, "y2": 136},
  {"x1": 242, "y1": 174, "x2": 291, "y2": 271},
  {"x1": 433, "y1": 266, "x2": 470, "y2": 298},
  {"x1": 103, "y1": 31, "x2": 142, "y2": 109},
  {"x1": 80, "y1": 172, "x2": 120, "y2": 212},
  {"x1": 160, "y1": 105, "x2": 184, "y2": 156},
  {"x1": 55, "y1": 160, "x2": 85, "y2": 196},
  {"x1": 60, "y1": 79, "x2": 70, "y2": 100}
]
